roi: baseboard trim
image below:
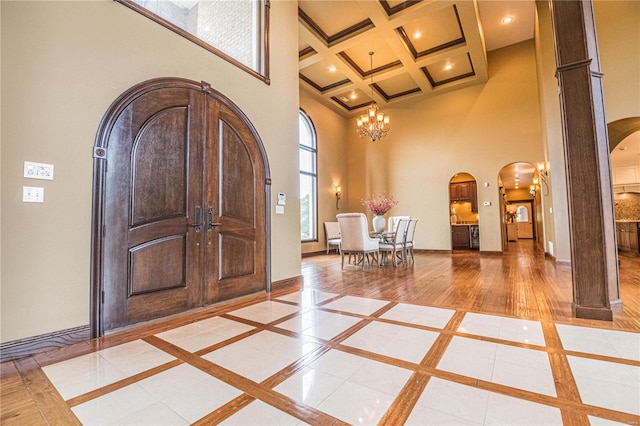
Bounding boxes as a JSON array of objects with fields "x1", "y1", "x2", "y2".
[
  {"x1": 480, "y1": 250, "x2": 502, "y2": 256},
  {"x1": 0, "y1": 325, "x2": 91, "y2": 362},
  {"x1": 302, "y1": 250, "x2": 333, "y2": 258},
  {"x1": 271, "y1": 275, "x2": 304, "y2": 291}
]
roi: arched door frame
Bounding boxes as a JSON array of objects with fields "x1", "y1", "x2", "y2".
[{"x1": 90, "y1": 77, "x2": 271, "y2": 338}]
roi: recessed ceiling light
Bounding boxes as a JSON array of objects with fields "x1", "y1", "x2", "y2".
[
  {"x1": 502, "y1": 16, "x2": 514, "y2": 24},
  {"x1": 444, "y1": 64, "x2": 453, "y2": 71},
  {"x1": 413, "y1": 31, "x2": 422, "y2": 39},
  {"x1": 350, "y1": 93, "x2": 357, "y2": 100},
  {"x1": 328, "y1": 65, "x2": 336, "y2": 72}
]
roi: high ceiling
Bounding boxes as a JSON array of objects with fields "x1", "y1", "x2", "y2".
[{"x1": 298, "y1": 0, "x2": 535, "y2": 117}]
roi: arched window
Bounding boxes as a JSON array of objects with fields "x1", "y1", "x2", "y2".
[
  {"x1": 299, "y1": 110, "x2": 317, "y2": 242},
  {"x1": 516, "y1": 205, "x2": 529, "y2": 222}
]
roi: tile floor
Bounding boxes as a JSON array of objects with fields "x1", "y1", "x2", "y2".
[{"x1": 41, "y1": 289, "x2": 639, "y2": 425}]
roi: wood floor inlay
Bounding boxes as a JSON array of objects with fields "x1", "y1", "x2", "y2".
[{"x1": 2, "y1": 243, "x2": 638, "y2": 425}]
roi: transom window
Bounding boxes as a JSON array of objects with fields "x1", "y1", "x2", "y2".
[
  {"x1": 116, "y1": 0, "x2": 270, "y2": 83},
  {"x1": 299, "y1": 110, "x2": 317, "y2": 242}
]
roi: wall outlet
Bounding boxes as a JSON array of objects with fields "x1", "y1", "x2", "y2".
[
  {"x1": 23, "y1": 186, "x2": 44, "y2": 203},
  {"x1": 24, "y1": 161, "x2": 54, "y2": 180}
]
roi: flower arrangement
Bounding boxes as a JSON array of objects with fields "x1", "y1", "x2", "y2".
[{"x1": 360, "y1": 193, "x2": 398, "y2": 215}]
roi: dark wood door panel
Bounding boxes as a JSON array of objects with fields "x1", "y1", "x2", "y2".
[
  {"x1": 131, "y1": 106, "x2": 189, "y2": 227},
  {"x1": 102, "y1": 86, "x2": 204, "y2": 330},
  {"x1": 129, "y1": 235, "x2": 187, "y2": 295},
  {"x1": 94, "y1": 79, "x2": 268, "y2": 335}
]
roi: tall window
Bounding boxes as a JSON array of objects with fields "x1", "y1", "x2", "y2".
[
  {"x1": 116, "y1": 0, "x2": 269, "y2": 82},
  {"x1": 299, "y1": 111, "x2": 317, "y2": 242}
]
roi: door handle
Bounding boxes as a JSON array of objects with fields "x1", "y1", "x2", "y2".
[
  {"x1": 207, "y1": 206, "x2": 222, "y2": 231},
  {"x1": 189, "y1": 206, "x2": 202, "y2": 232}
]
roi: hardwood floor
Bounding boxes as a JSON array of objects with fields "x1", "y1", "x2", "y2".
[
  {"x1": 304, "y1": 241, "x2": 639, "y2": 330},
  {"x1": 1, "y1": 242, "x2": 638, "y2": 425}
]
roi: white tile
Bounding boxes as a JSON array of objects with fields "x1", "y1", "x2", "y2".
[
  {"x1": 321, "y1": 295, "x2": 390, "y2": 316},
  {"x1": 71, "y1": 383, "x2": 161, "y2": 425},
  {"x1": 136, "y1": 364, "x2": 243, "y2": 423},
  {"x1": 221, "y1": 400, "x2": 310, "y2": 425},
  {"x1": 347, "y1": 354, "x2": 413, "y2": 395},
  {"x1": 155, "y1": 317, "x2": 254, "y2": 352},
  {"x1": 568, "y1": 356, "x2": 640, "y2": 415},
  {"x1": 109, "y1": 402, "x2": 189, "y2": 425},
  {"x1": 202, "y1": 331, "x2": 320, "y2": 382},
  {"x1": 438, "y1": 337, "x2": 555, "y2": 396},
  {"x1": 341, "y1": 321, "x2": 439, "y2": 363},
  {"x1": 557, "y1": 324, "x2": 640, "y2": 361},
  {"x1": 275, "y1": 289, "x2": 339, "y2": 306},
  {"x1": 381, "y1": 303, "x2": 456, "y2": 329},
  {"x1": 42, "y1": 352, "x2": 127, "y2": 400},
  {"x1": 437, "y1": 337, "x2": 497, "y2": 381},
  {"x1": 493, "y1": 344, "x2": 556, "y2": 396},
  {"x1": 588, "y1": 416, "x2": 631, "y2": 425},
  {"x1": 227, "y1": 301, "x2": 302, "y2": 324},
  {"x1": 305, "y1": 349, "x2": 369, "y2": 380},
  {"x1": 485, "y1": 392, "x2": 562, "y2": 425},
  {"x1": 276, "y1": 349, "x2": 411, "y2": 425},
  {"x1": 276, "y1": 309, "x2": 361, "y2": 340},
  {"x1": 458, "y1": 313, "x2": 545, "y2": 346},
  {"x1": 317, "y1": 380, "x2": 397, "y2": 425},
  {"x1": 406, "y1": 405, "x2": 483, "y2": 425},
  {"x1": 411, "y1": 377, "x2": 490, "y2": 424},
  {"x1": 98, "y1": 340, "x2": 176, "y2": 377},
  {"x1": 275, "y1": 366, "x2": 347, "y2": 407}
]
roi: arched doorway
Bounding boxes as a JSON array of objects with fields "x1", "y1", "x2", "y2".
[
  {"x1": 498, "y1": 162, "x2": 543, "y2": 250},
  {"x1": 91, "y1": 78, "x2": 271, "y2": 337},
  {"x1": 449, "y1": 172, "x2": 479, "y2": 250}
]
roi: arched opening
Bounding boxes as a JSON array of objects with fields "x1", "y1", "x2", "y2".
[
  {"x1": 609, "y1": 117, "x2": 640, "y2": 255},
  {"x1": 449, "y1": 172, "x2": 479, "y2": 251},
  {"x1": 498, "y1": 162, "x2": 543, "y2": 251},
  {"x1": 91, "y1": 78, "x2": 271, "y2": 337}
]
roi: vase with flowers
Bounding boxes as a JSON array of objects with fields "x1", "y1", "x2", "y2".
[{"x1": 361, "y1": 193, "x2": 399, "y2": 232}]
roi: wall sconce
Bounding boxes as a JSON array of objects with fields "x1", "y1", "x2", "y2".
[
  {"x1": 529, "y1": 184, "x2": 536, "y2": 197},
  {"x1": 335, "y1": 186, "x2": 342, "y2": 210},
  {"x1": 537, "y1": 162, "x2": 550, "y2": 195}
]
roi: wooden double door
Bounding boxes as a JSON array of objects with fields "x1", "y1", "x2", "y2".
[{"x1": 92, "y1": 79, "x2": 269, "y2": 336}]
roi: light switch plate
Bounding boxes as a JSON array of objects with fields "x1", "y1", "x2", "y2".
[
  {"x1": 23, "y1": 186, "x2": 44, "y2": 203},
  {"x1": 483, "y1": 201, "x2": 491, "y2": 206},
  {"x1": 24, "y1": 161, "x2": 54, "y2": 180}
]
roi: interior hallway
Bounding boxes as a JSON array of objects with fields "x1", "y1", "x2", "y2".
[{"x1": 1, "y1": 243, "x2": 639, "y2": 425}]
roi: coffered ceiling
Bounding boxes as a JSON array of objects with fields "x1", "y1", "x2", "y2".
[{"x1": 299, "y1": 0, "x2": 535, "y2": 117}]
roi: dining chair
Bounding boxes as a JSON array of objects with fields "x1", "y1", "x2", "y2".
[
  {"x1": 387, "y1": 215, "x2": 411, "y2": 232},
  {"x1": 379, "y1": 218, "x2": 409, "y2": 267},
  {"x1": 336, "y1": 213, "x2": 380, "y2": 270},
  {"x1": 323, "y1": 222, "x2": 341, "y2": 254},
  {"x1": 404, "y1": 218, "x2": 418, "y2": 263}
]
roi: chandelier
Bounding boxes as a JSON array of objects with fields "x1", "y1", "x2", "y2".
[{"x1": 356, "y1": 52, "x2": 390, "y2": 142}]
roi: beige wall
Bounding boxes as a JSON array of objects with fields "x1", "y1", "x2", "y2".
[
  {"x1": 299, "y1": 89, "x2": 349, "y2": 254},
  {"x1": 0, "y1": 0, "x2": 300, "y2": 342},
  {"x1": 594, "y1": 0, "x2": 640, "y2": 122},
  {"x1": 345, "y1": 40, "x2": 544, "y2": 252}
]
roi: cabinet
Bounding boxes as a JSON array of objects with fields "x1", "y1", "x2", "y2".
[
  {"x1": 617, "y1": 222, "x2": 639, "y2": 255},
  {"x1": 452, "y1": 225, "x2": 470, "y2": 250},
  {"x1": 450, "y1": 181, "x2": 478, "y2": 213}
]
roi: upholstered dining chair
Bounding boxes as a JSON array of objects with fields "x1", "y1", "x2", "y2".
[
  {"x1": 379, "y1": 218, "x2": 409, "y2": 267},
  {"x1": 387, "y1": 215, "x2": 411, "y2": 233},
  {"x1": 324, "y1": 221, "x2": 341, "y2": 254},
  {"x1": 336, "y1": 213, "x2": 380, "y2": 270},
  {"x1": 404, "y1": 218, "x2": 418, "y2": 263}
]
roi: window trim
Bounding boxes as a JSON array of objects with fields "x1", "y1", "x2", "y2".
[
  {"x1": 115, "y1": 0, "x2": 270, "y2": 84},
  {"x1": 299, "y1": 109, "x2": 318, "y2": 243}
]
